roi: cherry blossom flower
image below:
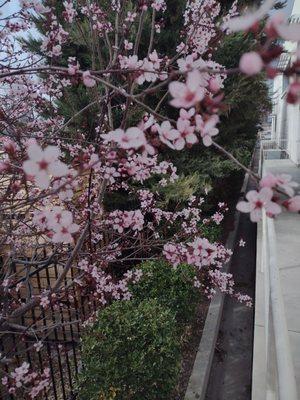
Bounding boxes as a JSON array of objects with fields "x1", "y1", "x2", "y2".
[
  {"x1": 177, "y1": 55, "x2": 208, "y2": 75},
  {"x1": 276, "y1": 21, "x2": 300, "y2": 41},
  {"x1": 124, "y1": 40, "x2": 133, "y2": 50},
  {"x1": 179, "y1": 108, "x2": 195, "y2": 120},
  {"x1": 40, "y1": 294, "x2": 50, "y2": 308},
  {"x1": 239, "y1": 52, "x2": 264, "y2": 76},
  {"x1": 163, "y1": 243, "x2": 182, "y2": 266},
  {"x1": 151, "y1": 0, "x2": 166, "y2": 12},
  {"x1": 223, "y1": 0, "x2": 275, "y2": 32},
  {"x1": 119, "y1": 55, "x2": 142, "y2": 70},
  {"x1": 101, "y1": 127, "x2": 147, "y2": 150},
  {"x1": 212, "y1": 212, "x2": 224, "y2": 225},
  {"x1": 63, "y1": 1, "x2": 77, "y2": 23},
  {"x1": 82, "y1": 71, "x2": 96, "y2": 87},
  {"x1": 173, "y1": 118, "x2": 198, "y2": 150},
  {"x1": 239, "y1": 239, "x2": 246, "y2": 247},
  {"x1": 260, "y1": 172, "x2": 298, "y2": 197},
  {"x1": 48, "y1": 210, "x2": 79, "y2": 243},
  {"x1": 23, "y1": 144, "x2": 68, "y2": 189},
  {"x1": 157, "y1": 121, "x2": 179, "y2": 148},
  {"x1": 125, "y1": 11, "x2": 137, "y2": 22},
  {"x1": 2, "y1": 138, "x2": 17, "y2": 154},
  {"x1": 107, "y1": 210, "x2": 144, "y2": 233},
  {"x1": 237, "y1": 187, "x2": 281, "y2": 222},
  {"x1": 196, "y1": 114, "x2": 219, "y2": 146},
  {"x1": 284, "y1": 196, "x2": 300, "y2": 212},
  {"x1": 209, "y1": 77, "x2": 221, "y2": 94},
  {"x1": 169, "y1": 70, "x2": 206, "y2": 109}
]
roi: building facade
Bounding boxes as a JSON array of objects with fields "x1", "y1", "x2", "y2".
[{"x1": 271, "y1": 1, "x2": 300, "y2": 164}]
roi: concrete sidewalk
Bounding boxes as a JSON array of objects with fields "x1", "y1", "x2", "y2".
[{"x1": 252, "y1": 159, "x2": 300, "y2": 399}]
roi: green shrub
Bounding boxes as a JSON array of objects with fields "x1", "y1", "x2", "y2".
[
  {"x1": 130, "y1": 260, "x2": 200, "y2": 324},
  {"x1": 199, "y1": 222, "x2": 222, "y2": 243},
  {"x1": 78, "y1": 299, "x2": 180, "y2": 400}
]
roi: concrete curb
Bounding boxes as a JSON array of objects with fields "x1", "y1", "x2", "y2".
[{"x1": 184, "y1": 171, "x2": 251, "y2": 400}]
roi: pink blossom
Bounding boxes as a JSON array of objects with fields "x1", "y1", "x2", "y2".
[
  {"x1": 173, "y1": 118, "x2": 198, "y2": 150},
  {"x1": 63, "y1": 1, "x2": 77, "y2": 23},
  {"x1": 209, "y1": 77, "x2": 221, "y2": 93},
  {"x1": 239, "y1": 52, "x2": 263, "y2": 76},
  {"x1": 23, "y1": 144, "x2": 68, "y2": 189},
  {"x1": 212, "y1": 212, "x2": 224, "y2": 225},
  {"x1": 40, "y1": 294, "x2": 50, "y2": 308},
  {"x1": 196, "y1": 114, "x2": 219, "y2": 146},
  {"x1": 48, "y1": 210, "x2": 79, "y2": 243},
  {"x1": 1, "y1": 376, "x2": 8, "y2": 386},
  {"x1": 125, "y1": 11, "x2": 137, "y2": 22},
  {"x1": 157, "y1": 121, "x2": 179, "y2": 148},
  {"x1": 151, "y1": 0, "x2": 166, "y2": 12},
  {"x1": 284, "y1": 196, "x2": 300, "y2": 212},
  {"x1": 260, "y1": 173, "x2": 298, "y2": 196},
  {"x1": 169, "y1": 70, "x2": 206, "y2": 109},
  {"x1": 82, "y1": 71, "x2": 96, "y2": 87},
  {"x1": 124, "y1": 40, "x2": 133, "y2": 50},
  {"x1": 177, "y1": 55, "x2": 208, "y2": 74},
  {"x1": 163, "y1": 243, "x2": 182, "y2": 266},
  {"x1": 107, "y1": 210, "x2": 144, "y2": 233},
  {"x1": 2, "y1": 137, "x2": 17, "y2": 154},
  {"x1": 179, "y1": 108, "x2": 195, "y2": 120},
  {"x1": 237, "y1": 187, "x2": 281, "y2": 222},
  {"x1": 276, "y1": 22, "x2": 300, "y2": 41},
  {"x1": 101, "y1": 127, "x2": 147, "y2": 150},
  {"x1": 119, "y1": 55, "x2": 142, "y2": 70},
  {"x1": 223, "y1": 0, "x2": 275, "y2": 32}
]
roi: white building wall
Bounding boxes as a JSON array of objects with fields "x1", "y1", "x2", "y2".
[
  {"x1": 270, "y1": 0, "x2": 300, "y2": 165},
  {"x1": 272, "y1": 74, "x2": 287, "y2": 144},
  {"x1": 286, "y1": 103, "x2": 300, "y2": 164}
]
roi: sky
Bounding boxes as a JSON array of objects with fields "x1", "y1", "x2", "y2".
[{"x1": 1, "y1": 0, "x2": 20, "y2": 18}]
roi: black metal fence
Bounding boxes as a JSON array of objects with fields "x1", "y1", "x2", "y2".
[{"x1": 0, "y1": 260, "x2": 96, "y2": 400}]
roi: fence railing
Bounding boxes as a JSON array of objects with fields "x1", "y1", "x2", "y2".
[
  {"x1": 259, "y1": 140, "x2": 289, "y2": 176},
  {"x1": 261, "y1": 210, "x2": 298, "y2": 400},
  {"x1": 0, "y1": 259, "x2": 90, "y2": 400}
]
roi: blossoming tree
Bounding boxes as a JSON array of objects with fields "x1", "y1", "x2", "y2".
[{"x1": 1, "y1": 0, "x2": 300, "y2": 397}]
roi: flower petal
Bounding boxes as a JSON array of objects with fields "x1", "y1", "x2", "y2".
[
  {"x1": 48, "y1": 161, "x2": 68, "y2": 177},
  {"x1": 27, "y1": 144, "x2": 43, "y2": 162},
  {"x1": 236, "y1": 200, "x2": 251, "y2": 213},
  {"x1": 44, "y1": 146, "x2": 60, "y2": 162},
  {"x1": 35, "y1": 171, "x2": 50, "y2": 190},
  {"x1": 265, "y1": 201, "x2": 281, "y2": 216},
  {"x1": 23, "y1": 160, "x2": 39, "y2": 176}
]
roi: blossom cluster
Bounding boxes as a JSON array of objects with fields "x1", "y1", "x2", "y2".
[{"x1": 1, "y1": 363, "x2": 50, "y2": 398}]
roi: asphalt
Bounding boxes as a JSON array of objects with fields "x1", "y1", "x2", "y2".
[{"x1": 205, "y1": 156, "x2": 258, "y2": 400}]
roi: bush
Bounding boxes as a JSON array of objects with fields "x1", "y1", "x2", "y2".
[
  {"x1": 199, "y1": 222, "x2": 222, "y2": 243},
  {"x1": 78, "y1": 299, "x2": 180, "y2": 400},
  {"x1": 130, "y1": 260, "x2": 200, "y2": 324}
]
